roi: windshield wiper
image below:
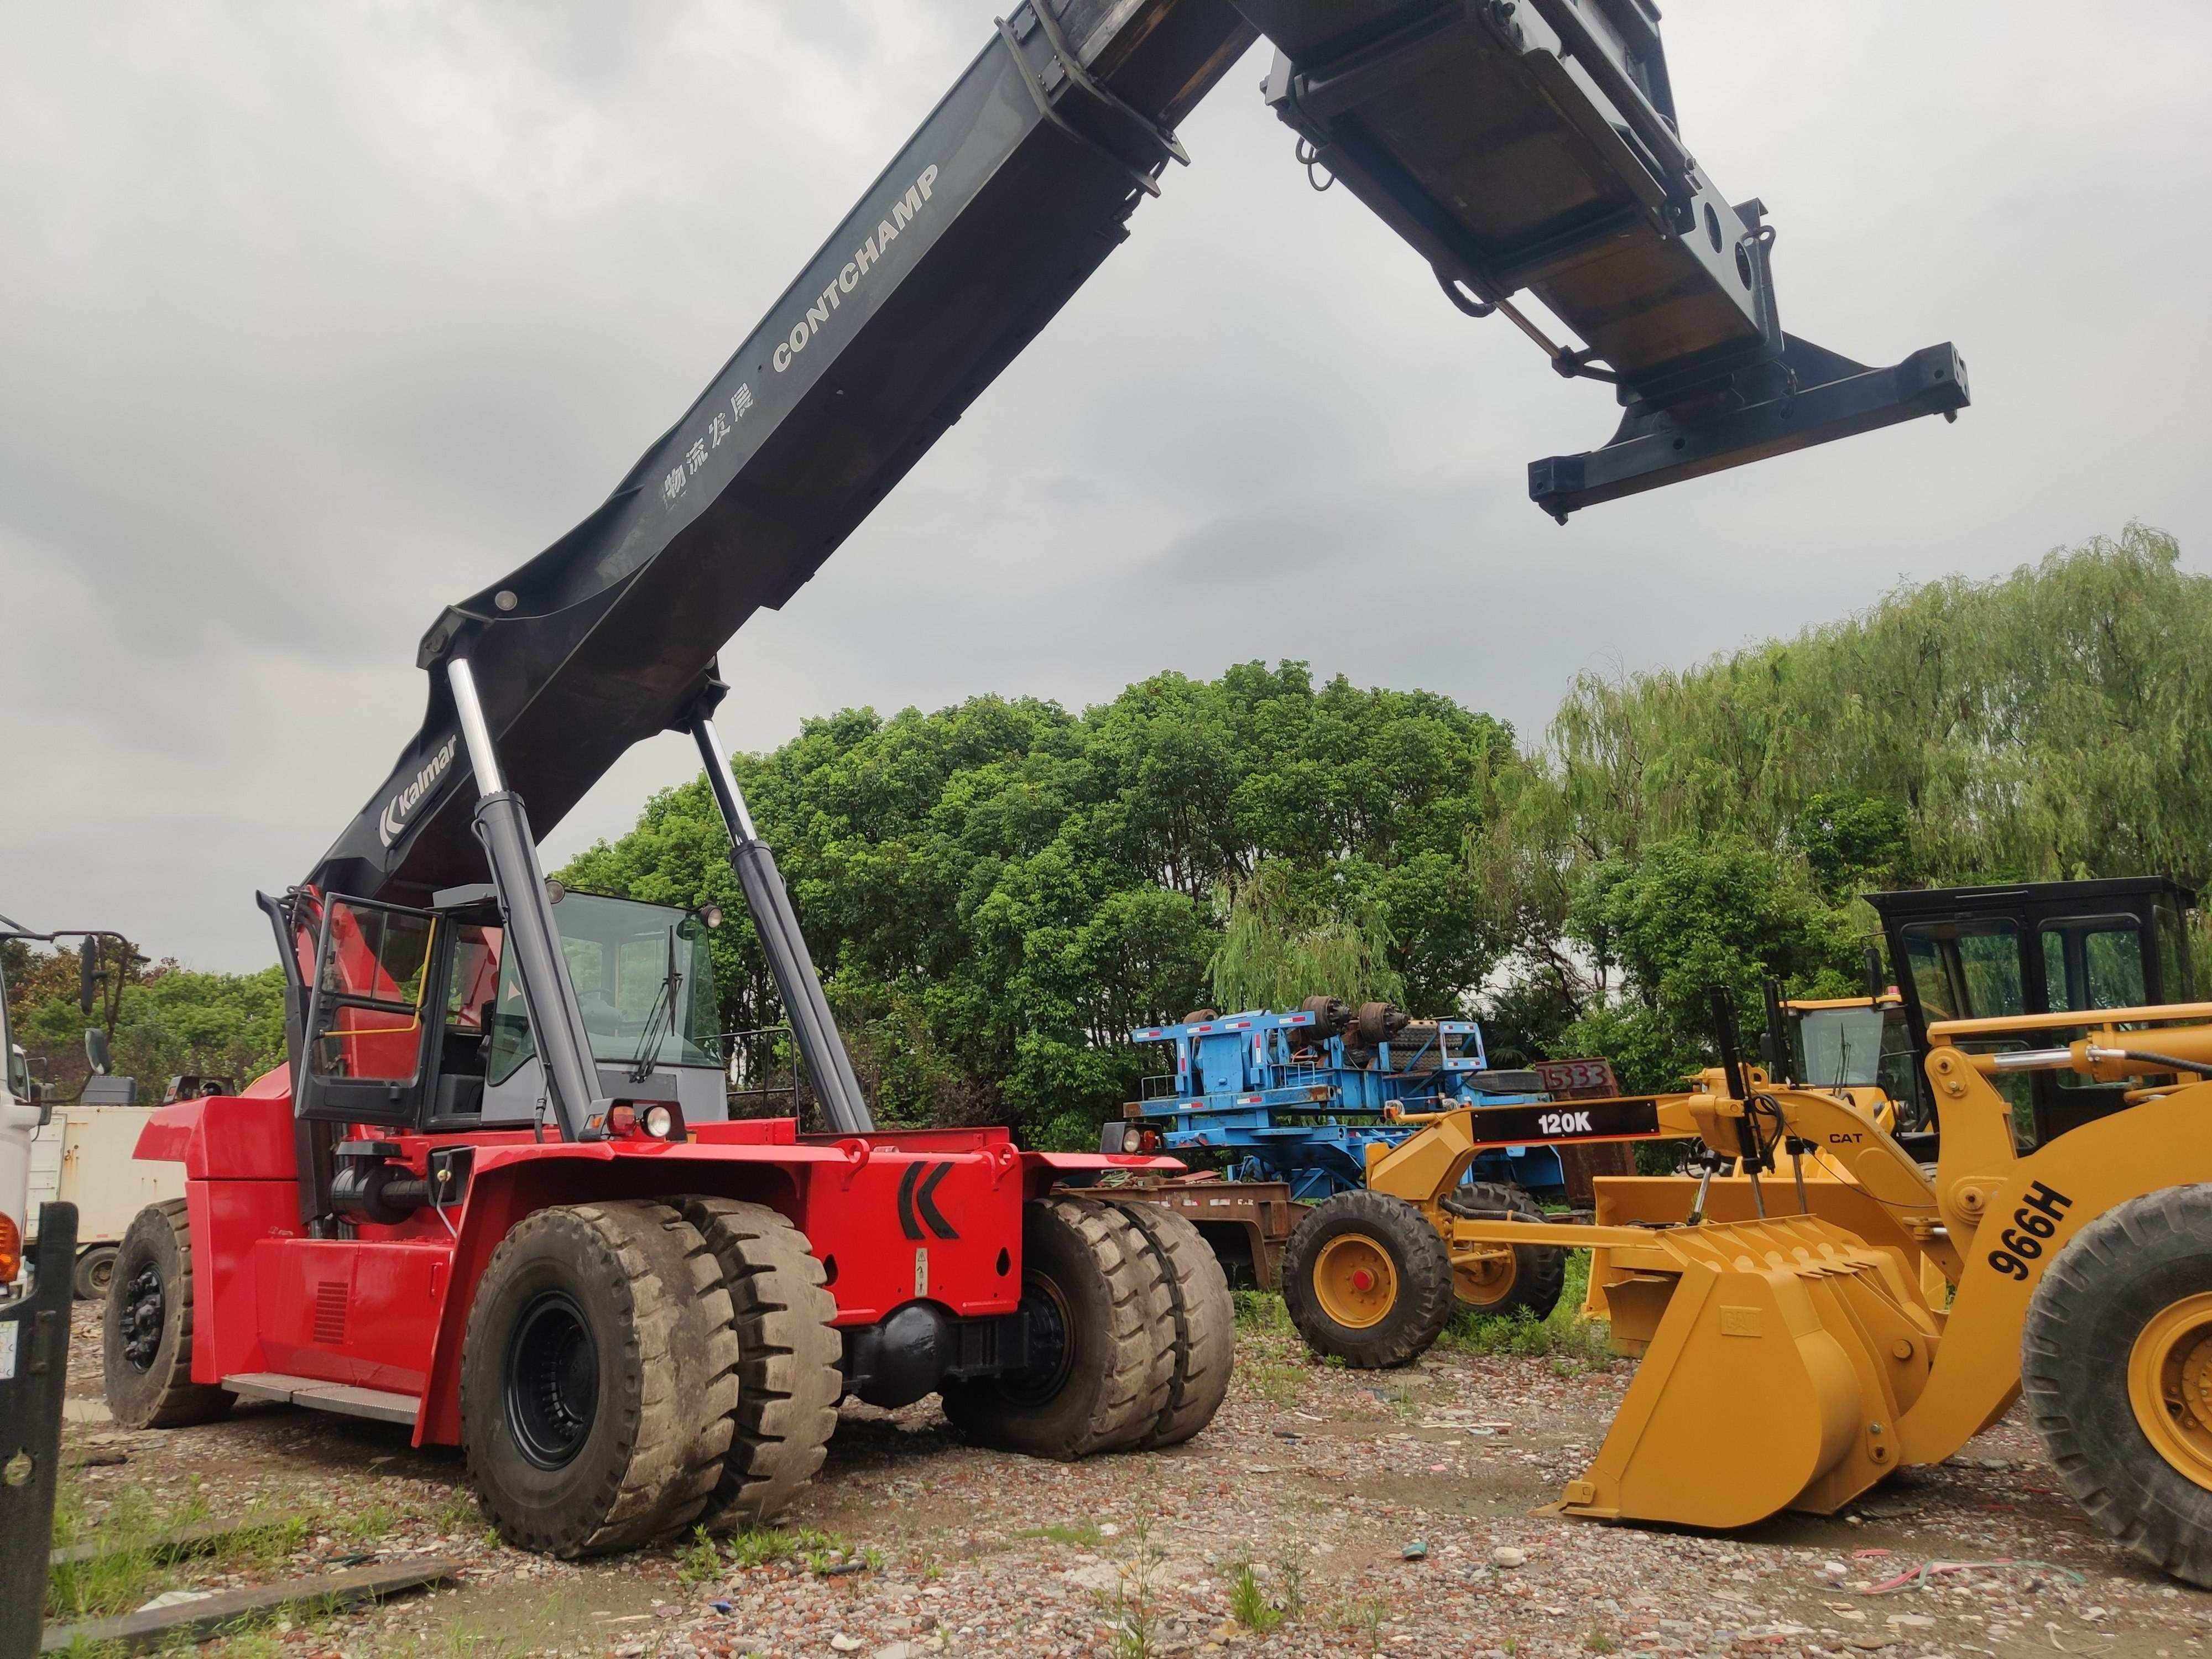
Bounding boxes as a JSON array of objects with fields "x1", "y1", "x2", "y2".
[{"x1": 628, "y1": 927, "x2": 683, "y2": 1084}]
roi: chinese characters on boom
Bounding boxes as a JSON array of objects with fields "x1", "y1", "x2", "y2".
[{"x1": 662, "y1": 384, "x2": 756, "y2": 508}]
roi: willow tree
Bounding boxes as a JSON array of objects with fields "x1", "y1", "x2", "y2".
[{"x1": 1208, "y1": 860, "x2": 1406, "y2": 1013}]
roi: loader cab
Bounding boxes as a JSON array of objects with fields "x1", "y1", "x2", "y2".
[
  {"x1": 1866, "y1": 877, "x2": 2199, "y2": 1149},
  {"x1": 290, "y1": 885, "x2": 729, "y2": 1138}
]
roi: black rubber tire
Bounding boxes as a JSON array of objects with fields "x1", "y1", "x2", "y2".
[
  {"x1": 1108, "y1": 1199, "x2": 1235, "y2": 1448},
  {"x1": 941, "y1": 1195, "x2": 1167, "y2": 1459},
  {"x1": 103, "y1": 1201, "x2": 232, "y2": 1428},
  {"x1": 460, "y1": 1201, "x2": 739, "y2": 1558},
  {"x1": 74, "y1": 1245, "x2": 119, "y2": 1303},
  {"x1": 1440, "y1": 1181, "x2": 1567, "y2": 1321},
  {"x1": 2023, "y1": 1184, "x2": 2212, "y2": 1587},
  {"x1": 673, "y1": 1196, "x2": 843, "y2": 1527},
  {"x1": 1282, "y1": 1190, "x2": 1453, "y2": 1369}
]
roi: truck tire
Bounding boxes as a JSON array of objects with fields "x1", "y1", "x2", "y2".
[
  {"x1": 74, "y1": 1244, "x2": 119, "y2": 1302},
  {"x1": 941, "y1": 1195, "x2": 1167, "y2": 1459},
  {"x1": 103, "y1": 1200, "x2": 232, "y2": 1428},
  {"x1": 1108, "y1": 1199, "x2": 1235, "y2": 1448},
  {"x1": 1283, "y1": 1190, "x2": 1453, "y2": 1369},
  {"x1": 461, "y1": 1201, "x2": 739, "y2": 1558},
  {"x1": 1439, "y1": 1181, "x2": 1566, "y2": 1320},
  {"x1": 2023, "y1": 1185, "x2": 2212, "y2": 1588},
  {"x1": 673, "y1": 1196, "x2": 843, "y2": 1527}
]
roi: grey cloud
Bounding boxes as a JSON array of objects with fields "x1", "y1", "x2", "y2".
[{"x1": 3, "y1": 1, "x2": 2208, "y2": 971}]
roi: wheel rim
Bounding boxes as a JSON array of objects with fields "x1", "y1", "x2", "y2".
[
  {"x1": 1001, "y1": 1274, "x2": 1075, "y2": 1406},
  {"x1": 2128, "y1": 1290, "x2": 2212, "y2": 1492},
  {"x1": 1454, "y1": 1244, "x2": 1519, "y2": 1308},
  {"x1": 1313, "y1": 1234, "x2": 1398, "y2": 1329},
  {"x1": 121, "y1": 1260, "x2": 165, "y2": 1373},
  {"x1": 87, "y1": 1254, "x2": 115, "y2": 1296},
  {"x1": 505, "y1": 1291, "x2": 599, "y2": 1470}
]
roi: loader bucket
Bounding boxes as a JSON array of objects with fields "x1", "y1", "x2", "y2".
[{"x1": 1547, "y1": 1216, "x2": 1940, "y2": 1530}]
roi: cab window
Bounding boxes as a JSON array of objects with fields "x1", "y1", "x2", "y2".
[{"x1": 1902, "y1": 920, "x2": 2023, "y2": 1022}]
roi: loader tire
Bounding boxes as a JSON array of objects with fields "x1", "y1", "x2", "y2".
[
  {"x1": 461, "y1": 1201, "x2": 739, "y2": 1558},
  {"x1": 942, "y1": 1195, "x2": 1168, "y2": 1459},
  {"x1": 104, "y1": 1200, "x2": 232, "y2": 1429},
  {"x1": 1283, "y1": 1190, "x2": 1453, "y2": 1369},
  {"x1": 672, "y1": 1196, "x2": 843, "y2": 1527},
  {"x1": 1439, "y1": 1181, "x2": 1566, "y2": 1320},
  {"x1": 2023, "y1": 1184, "x2": 2212, "y2": 1588},
  {"x1": 1107, "y1": 1199, "x2": 1235, "y2": 1448}
]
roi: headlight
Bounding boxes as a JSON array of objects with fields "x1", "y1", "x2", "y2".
[
  {"x1": 1121, "y1": 1127, "x2": 1142, "y2": 1154},
  {"x1": 643, "y1": 1104, "x2": 677, "y2": 1140}
]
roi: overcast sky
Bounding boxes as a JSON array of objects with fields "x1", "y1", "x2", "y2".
[{"x1": 4, "y1": 2, "x2": 2208, "y2": 973}]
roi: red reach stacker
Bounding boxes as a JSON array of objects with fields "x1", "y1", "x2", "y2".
[{"x1": 103, "y1": 0, "x2": 1964, "y2": 1554}]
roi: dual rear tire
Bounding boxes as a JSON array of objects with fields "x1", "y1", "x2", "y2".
[
  {"x1": 461, "y1": 1197, "x2": 839, "y2": 1557},
  {"x1": 942, "y1": 1194, "x2": 1233, "y2": 1458}
]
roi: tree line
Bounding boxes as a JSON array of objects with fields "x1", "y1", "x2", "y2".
[{"x1": 12, "y1": 524, "x2": 2205, "y2": 1132}]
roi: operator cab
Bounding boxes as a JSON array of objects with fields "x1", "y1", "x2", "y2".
[
  {"x1": 1771, "y1": 993, "x2": 1917, "y2": 1106},
  {"x1": 289, "y1": 883, "x2": 729, "y2": 1136},
  {"x1": 1867, "y1": 876, "x2": 2199, "y2": 1149}
]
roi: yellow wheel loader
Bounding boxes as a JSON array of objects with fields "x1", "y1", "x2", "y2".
[{"x1": 1438, "y1": 1001, "x2": 2212, "y2": 1588}]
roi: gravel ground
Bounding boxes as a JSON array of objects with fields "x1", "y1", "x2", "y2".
[{"x1": 49, "y1": 1298, "x2": 2212, "y2": 1658}]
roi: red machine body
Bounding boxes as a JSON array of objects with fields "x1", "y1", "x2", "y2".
[{"x1": 140, "y1": 1083, "x2": 1171, "y2": 1446}]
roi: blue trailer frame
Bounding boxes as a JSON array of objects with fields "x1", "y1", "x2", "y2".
[{"x1": 1112, "y1": 1007, "x2": 1566, "y2": 1203}]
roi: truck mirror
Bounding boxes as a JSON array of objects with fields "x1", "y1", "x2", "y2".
[
  {"x1": 80, "y1": 940, "x2": 98, "y2": 1015},
  {"x1": 85, "y1": 1027, "x2": 112, "y2": 1076}
]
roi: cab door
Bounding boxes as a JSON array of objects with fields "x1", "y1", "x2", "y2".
[{"x1": 294, "y1": 896, "x2": 444, "y2": 1127}]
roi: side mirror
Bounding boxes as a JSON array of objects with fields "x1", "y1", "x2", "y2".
[
  {"x1": 85, "y1": 1027, "x2": 112, "y2": 1076},
  {"x1": 80, "y1": 939, "x2": 98, "y2": 1016},
  {"x1": 33, "y1": 1081, "x2": 51, "y2": 1129}
]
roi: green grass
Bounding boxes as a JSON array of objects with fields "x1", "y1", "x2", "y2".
[
  {"x1": 1434, "y1": 1249, "x2": 1615, "y2": 1370},
  {"x1": 46, "y1": 1479, "x2": 313, "y2": 1625},
  {"x1": 1228, "y1": 1561, "x2": 1284, "y2": 1633},
  {"x1": 676, "y1": 1527, "x2": 727, "y2": 1587},
  {"x1": 1232, "y1": 1288, "x2": 1293, "y2": 1332}
]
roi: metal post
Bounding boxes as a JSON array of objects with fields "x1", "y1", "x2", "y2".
[
  {"x1": 1, "y1": 1203, "x2": 77, "y2": 1659},
  {"x1": 448, "y1": 660, "x2": 604, "y2": 1142},
  {"x1": 691, "y1": 717, "x2": 874, "y2": 1135}
]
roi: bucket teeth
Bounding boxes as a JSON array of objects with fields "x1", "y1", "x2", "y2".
[{"x1": 1554, "y1": 1217, "x2": 1938, "y2": 1529}]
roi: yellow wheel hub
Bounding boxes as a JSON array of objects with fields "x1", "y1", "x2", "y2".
[
  {"x1": 1454, "y1": 1244, "x2": 1519, "y2": 1308},
  {"x1": 1313, "y1": 1234, "x2": 1399, "y2": 1329},
  {"x1": 2128, "y1": 1290, "x2": 2212, "y2": 1492}
]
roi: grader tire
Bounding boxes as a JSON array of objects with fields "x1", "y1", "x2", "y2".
[
  {"x1": 1440, "y1": 1181, "x2": 1567, "y2": 1321},
  {"x1": 103, "y1": 1200, "x2": 232, "y2": 1429},
  {"x1": 1283, "y1": 1190, "x2": 1453, "y2": 1369},
  {"x1": 2023, "y1": 1185, "x2": 2212, "y2": 1588},
  {"x1": 1107, "y1": 1199, "x2": 1235, "y2": 1448},
  {"x1": 673, "y1": 1196, "x2": 843, "y2": 1527},
  {"x1": 942, "y1": 1195, "x2": 1167, "y2": 1459},
  {"x1": 461, "y1": 1201, "x2": 739, "y2": 1558}
]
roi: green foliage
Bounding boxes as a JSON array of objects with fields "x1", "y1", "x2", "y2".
[
  {"x1": 8, "y1": 940, "x2": 288, "y2": 1105},
  {"x1": 1477, "y1": 524, "x2": 2212, "y2": 1086},
  {"x1": 561, "y1": 662, "x2": 1514, "y2": 1142},
  {"x1": 1209, "y1": 860, "x2": 1404, "y2": 1013}
]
